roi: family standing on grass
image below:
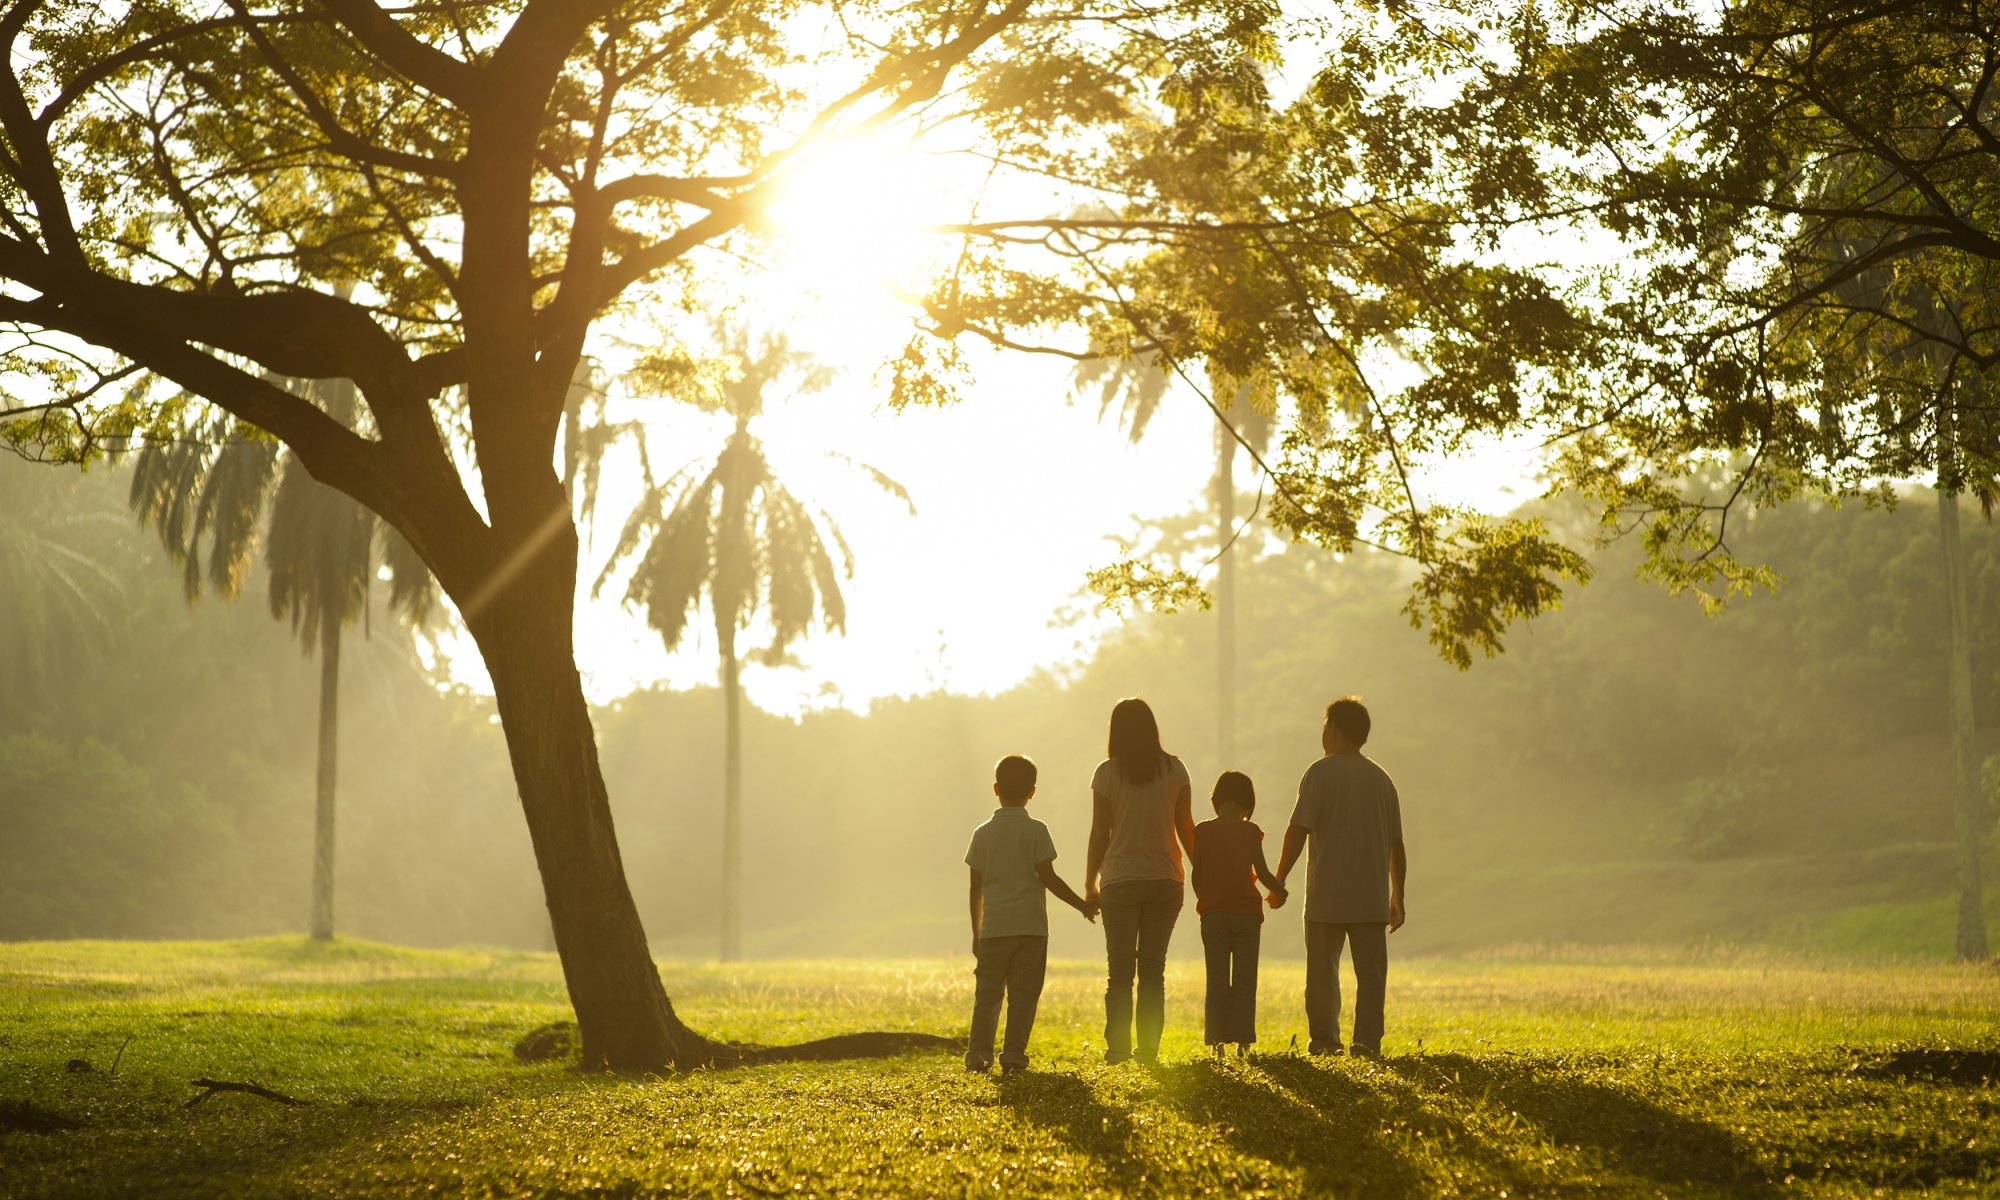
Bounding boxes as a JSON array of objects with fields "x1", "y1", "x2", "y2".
[{"x1": 962, "y1": 696, "x2": 1408, "y2": 1074}]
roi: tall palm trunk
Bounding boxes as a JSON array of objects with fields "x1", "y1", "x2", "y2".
[
  {"x1": 720, "y1": 635, "x2": 743, "y2": 962},
  {"x1": 309, "y1": 607, "x2": 341, "y2": 940},
  {"x1": 1214, "y1": 420, "x2": 1237, "y2": 767},
  {"x1": 1937, "y1": 439, "x2": 1989, "y2": 960}
]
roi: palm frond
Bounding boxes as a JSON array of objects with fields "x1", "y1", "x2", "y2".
[
  {"x1": 1075, "y1": 353, "x2": 1169, "y2": 443},
  {"x1": 192, "y1": 438, "x2": 281, "y2": 599},
  {"x1": 626, "y1": 479, "x2": 718, "y2": 652},
  {"x1": 822, "y1": 451, "x2": 917, "y2": 515},
  {"x1": 378, "y1": 522, "x2": 436, "y2": 627},
  {"x1": 265, "y1": 460, "x2": 374, "y2": 650},
  {"x1": 759, "y1": 492, "x2": 822, "y2": 649},
  {"x1": 128, "y1": 423, "x2": 278, "y2": 603}
]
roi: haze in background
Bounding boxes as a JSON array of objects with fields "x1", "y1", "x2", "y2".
[{"x1": 4, "y1": 463, "x2": 1991, "y2": 962}]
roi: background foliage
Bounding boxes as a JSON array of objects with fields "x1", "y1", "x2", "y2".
[{"x1": 2, "y1": 462, "x2": 1994, "y2": 957}]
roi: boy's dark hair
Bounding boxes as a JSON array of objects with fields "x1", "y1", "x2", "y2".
[
  {"x1": 1210, "y1": 771, "x2": 1255, "y2": 817},
  {"x1": 995, "y1": 755, "x2": 1038, "y2": 802},
  {"x1": 1325, "y1": 696, "x2": 1371, "y2": 747}
]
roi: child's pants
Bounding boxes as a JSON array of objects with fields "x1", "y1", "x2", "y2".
[
  {"x1": 1305, "y1": 921, "x2": 1388, "y2": 1053},
  {"x1": 1200, "y1": 912, "x2": 1261, "y2": 1045},
  {"x1": 967, "y1": 935, "x2": 1048, "y2": 1069}
]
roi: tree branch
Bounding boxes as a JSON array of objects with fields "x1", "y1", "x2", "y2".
[{"x1": 317, "y1": 0, "x2": 478, "y2": 102}]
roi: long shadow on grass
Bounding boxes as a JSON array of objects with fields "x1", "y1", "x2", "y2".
[
  {"x1": 1155, "y1": 1059, "x2": 1431, "y2": 1196},
  {"x1": 1385, "y1": 1054, "x2": 1781, "y2": 1196},
  {"x1": 994, "y1": 1072, "x2": 1147, "y2": 1190}
]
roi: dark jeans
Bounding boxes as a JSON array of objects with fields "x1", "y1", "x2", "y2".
[
  {"x1": 967, "y1": 934, "x2": 1048, "y2": 1070},
  {"x1": 1100, "y1": 878, "x2": 1183, "y2": 1061},
  {"x1": 1305, "y1": 920, "x2": 1388, "y2": 1053},
  {"x1": 1201, "y1": 912, "x2": 1261, "y2": 1045}
]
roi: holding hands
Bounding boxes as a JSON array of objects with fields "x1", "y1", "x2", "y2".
[{"x1": 1265, "y1": 884, "x2": 1288, "y2": 910}]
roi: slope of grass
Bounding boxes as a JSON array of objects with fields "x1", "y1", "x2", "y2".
[{"x1": 0, "y1": 938, "x2": 1995, "y2": 1197}]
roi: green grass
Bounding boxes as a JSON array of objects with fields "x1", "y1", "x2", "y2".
[{"x1": 1, "y1": 939, "x2": 1995, "y2": 1197}]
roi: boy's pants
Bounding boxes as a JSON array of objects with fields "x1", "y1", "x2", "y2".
[
  {"x1": 1304, "y1": 921, "x2": 1388, "y2": 1054},
  {"x1": 1100, "y1": 878, "x2": 1183, "y2": 1061},
  {"x1": 967, "y1": 934, "x2": 1048, "y2": 1070},
  {"x1": 1200, "y1": 912, "x2": 1261, "y2": 1045}
]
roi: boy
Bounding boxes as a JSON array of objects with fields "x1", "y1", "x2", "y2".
[
  {"x1": 1272, "y1": 697, "x2": 1407, "y2": 1058},
  {"x1": 964, "y1": 754, "x2": 1097, "y2": 1073},
  {"x1": 1191, "y1": 771, "x2": 1285, "y2": 1057}
]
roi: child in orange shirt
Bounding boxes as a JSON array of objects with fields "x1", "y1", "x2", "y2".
[{"x1": 1190, "y1": 771, "x2": 1285, "y2": 1056}]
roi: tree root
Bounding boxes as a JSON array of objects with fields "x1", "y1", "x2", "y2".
[
  {"x1": 705, "y1": 1031, "x2": 964, "y2": 1067},
  {"x1": 185, "y1": 1079, "x2": 311, "y2": 1109},
  {"x1": 527, "y1": 1013, "x2": 964, "y2": 1073},
  {"x1": 648, "y1": 1025, "x2": 960, "y2": 1072}
]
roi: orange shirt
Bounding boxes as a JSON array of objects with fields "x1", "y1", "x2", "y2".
[{"x1": 1191, "y1": 818, "x2": 1265, "y2": 919}]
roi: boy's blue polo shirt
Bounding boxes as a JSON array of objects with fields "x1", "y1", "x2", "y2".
[{"x1": 964, "y1": 806, "x2": 1058, "y2": 938}]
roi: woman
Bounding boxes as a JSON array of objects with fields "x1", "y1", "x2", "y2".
[{"x1": 1085, "y1": 697, "x2": 1196, "y2": 1064}]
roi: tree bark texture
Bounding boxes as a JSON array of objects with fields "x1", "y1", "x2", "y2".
[
  {"x1": 469, "y1": 526, "x2": 719, "y2": 1069},
  {"x1": 1937, "y1": 479, "x2": 1990, "y2": 961},
  {"x1": 309, "y1": 608, "x2": 341, "y2": 942},
  {"x1": 721, "y1": 639, "x2": 744, "y2": 963}
]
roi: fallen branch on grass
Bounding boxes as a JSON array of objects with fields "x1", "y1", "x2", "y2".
[{"x1": 184, "y1": 1079, "x2": 311, "y2": 1109}]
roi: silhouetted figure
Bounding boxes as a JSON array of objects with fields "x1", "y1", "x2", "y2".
[
  {"x1": 964, "y1": 755, "x2": 1097, "y2": 1073},
  {"x1": 1192, "y1": 771, "x2": 1286, "y2": 1056},
  {"x1": 1273, "y1": 697, "x2": 1408, "y2": 1057},
  {"x1": 1085, "y1": 698, "x2": 1196, "y2": 1065}
]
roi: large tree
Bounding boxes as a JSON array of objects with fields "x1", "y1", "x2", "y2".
[
  {"x1": 1322, "y1": 0, "x2": 2000, "y2": 956},
  {"x1": 0, "y1": 2, "x2": 1597, "y2": 1067}
]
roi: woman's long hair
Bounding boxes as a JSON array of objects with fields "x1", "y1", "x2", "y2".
[{"x1": 1107, "y1": 697, "x2": 1167, "y2": 785}]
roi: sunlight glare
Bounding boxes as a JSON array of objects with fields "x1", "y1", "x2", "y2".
[{"x1": 761, "y1": 133, "x2": 955, "y2": 302}]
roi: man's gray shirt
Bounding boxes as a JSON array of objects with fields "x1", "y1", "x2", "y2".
[{"x1": 1288, "y1": 754, "x2": 1403, "y2": 924}]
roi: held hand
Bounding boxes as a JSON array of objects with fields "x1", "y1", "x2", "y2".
[
  {"x1": 1266, "y1": 888, "x2": 1287, "y2": 910},
  {"x1": 1080, "y1": 897, "x2": 1101, "y2": 923},
  {"x1": 1388, "y1": 895, "x2": 1406, "y2": 933}
]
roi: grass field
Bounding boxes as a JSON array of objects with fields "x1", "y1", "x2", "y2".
[{"x1": 0, "y1": 939, "x2": 1995, "y2": 1197}]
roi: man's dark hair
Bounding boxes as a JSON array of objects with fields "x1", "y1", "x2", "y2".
[
  {"x1": 1210, "y1": 770, "x2": 1255, "y2": 817},
  {"x1": 995, "y1": 754, "x2": 1038, "y2": 802},
  {"x1": 1325, "y1": 696, "x2": 1371, "y2": 747}
]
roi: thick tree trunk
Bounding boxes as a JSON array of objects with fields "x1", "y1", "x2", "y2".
[
  {"x1": 1937, "y1": 481, "x2": 1989, "y2": 961},
  {"x1": 309, "y1": 612, "x2": 340, "y2": 941},
  {"x1": 1214, "y1": 421, "x2": 1237, "y2": 768},
  {"x1": 721, "y1": 638, "x2": 744, "y2": 962},
  {"x1": 470, "y1": 552, "x2": 719, "y2": 1070}
]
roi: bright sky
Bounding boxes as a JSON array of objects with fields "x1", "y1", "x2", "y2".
[{"x1": 427, "y1": 56, "x2": 1542, "y2": 717}]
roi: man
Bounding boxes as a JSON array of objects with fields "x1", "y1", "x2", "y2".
[{"x1": 1272, "y1": 696, "x2": 1407, "y2": 1057}]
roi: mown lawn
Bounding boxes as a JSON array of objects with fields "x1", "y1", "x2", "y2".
[{"x1": 0, "y1": 938, "x2": 1994, "y2": 1197}]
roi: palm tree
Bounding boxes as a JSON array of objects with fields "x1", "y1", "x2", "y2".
[
  {"x1": 0, "y1": 464, "x2": 128, "y2": 726},
  {"x1": 1078, "y1": 356, "x2": 1272, "y2": 765},
  {"x1": 128, "y1": 373, "x2": 431, "y2": 940},
  {"x1": 600, "y1": 329, "x2": 908, "y2": 961}
]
